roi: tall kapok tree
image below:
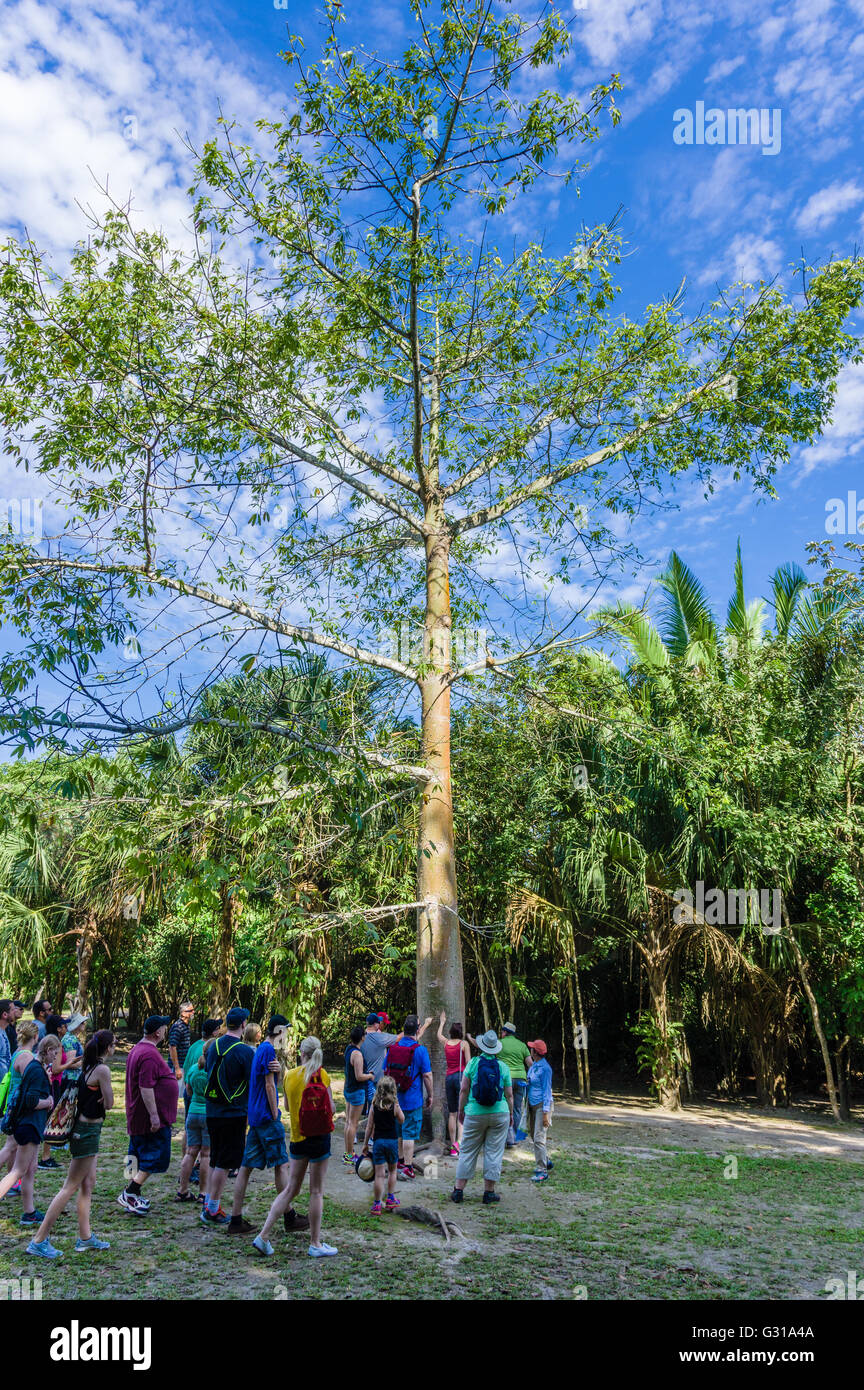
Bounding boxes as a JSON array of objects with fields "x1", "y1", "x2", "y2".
[{"x1": 0, "y1": 0, "x2": 861, "y2": 1119}]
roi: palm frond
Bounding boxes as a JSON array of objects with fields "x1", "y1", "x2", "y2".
[
  {"x1": 658, "y1": 551, "x2": 718, "y2": 659},
  {"x1": 769, "y1": 562, "x2": 808, "y2": 641}
]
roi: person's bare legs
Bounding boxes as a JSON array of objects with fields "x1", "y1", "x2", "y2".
[
  {"x1": 447, "y1": 1112, "x2": 457, "y2": 1148},
  {"x1": 178, "y1": 1144, "x2": 201, "y2": 1195},
  {"x1": 258, "y1": 1157, "x2": 307, "y2": 1241},
  {"x1": 77, "y1": 1158, "x2": 97, "y2": 1240},
  {"x1": 207, "y1": 1166, "x2": 228, "y2": 1210},
  {"x1": 387, "y1": 1161, "x2": 398, "y2": 1198},
  {"x1": 33, "y1": 1156, "x2": 91, "y2": 1242},
  {"x1": 344, "y1": 1102, "x2": 364, "y2": 1156},
  {"x1": 0, "y1": 1144, "x2": 39, "y2": 1207},
  {"x1": 307, "y1": 1158, "x2": 328, "y2": 1247},
  {"x1": 231, "y1": 1165, "x2": 252, "y2": 1217},
  {"x1": 402, "y1": 1137, "x2": 416, "y2": 1170},
  {"x1": 0, "y1": 1135, "x2": 18, "y2": 1175},
  {"x1": 373, "y1": 1163, "x2": 386, "y2": 1204},
  {"x1": 198, "y1": 1150, "x2": 210, "y2": 1199}
]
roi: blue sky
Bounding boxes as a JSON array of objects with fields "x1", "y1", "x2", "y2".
[{"x1": 0, "y1": 0, "x2": 862, "y2": 680}]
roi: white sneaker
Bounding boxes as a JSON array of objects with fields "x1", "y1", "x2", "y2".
[
  {"x1": 117, "y1": 1191, "x2": 149, "y2": 1217},
  {"x1": 252, "y1": 1235, "x2": 274, "y2": 1256},
  {"x1": 308, "y1": 1242, "x2": 338, "y2": 1257}
]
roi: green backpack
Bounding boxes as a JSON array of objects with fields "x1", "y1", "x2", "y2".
[{"x1": 0, "y1": 1066, "x2": 12, "y2": 1117}]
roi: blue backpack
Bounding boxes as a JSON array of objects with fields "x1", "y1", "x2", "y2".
[{"x1": 472, "y1": 1056, "x2": 503, "y2": 1107}]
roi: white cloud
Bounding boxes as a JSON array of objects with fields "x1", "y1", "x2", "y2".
[
  {"x1": 576, "y1": 0, "x2": 665, "y2": 66},
  {"x1": 0, "y1": 0, "x2": 283, "y2": 255},
  {"x1": 705, "y1": 55, "x2": 746, "y2": 84},
  {"x1": 797, "y1": 179, "x2": 864, "y2": 232},
  {"x1": 797, "y1": 361, "x2": 864, "y2": 475},
  {"x1": 698, "y1": 231, "x2": 783, "y2": 286}
]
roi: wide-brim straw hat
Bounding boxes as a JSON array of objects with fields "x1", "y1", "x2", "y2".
[{"x1": 476, "y1": 1029, "x2": 502, "y2": 1055}]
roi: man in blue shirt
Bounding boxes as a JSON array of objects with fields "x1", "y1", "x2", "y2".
[
  {"x1": 228, "y1": 1012, "x2": 285, "y2": 1233},
  {"x1": 383, "y1": 1014, "x2": 432, "y2": 1180},
  {"x1": 32, "y1": 999, "x2": 52, "y2": 1041},
  {"x1": 226, "y1": 1014, "x2": 310, "y2": 1236}
]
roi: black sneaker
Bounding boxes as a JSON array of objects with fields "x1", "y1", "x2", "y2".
[
  {"x1": 37, "y1": 1158, "x2": 59, "y2": 1170},
  {"x1": 482, "y1": 1190, "x2": 501, "y2": 1205},
  {"x1": 449, "y1": 1188, "x2": 464, "y2": 1204}
]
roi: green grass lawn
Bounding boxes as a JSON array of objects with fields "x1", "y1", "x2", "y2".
[{"x1": 2, "y1": 1060, "x2": 862, "y2": 1300}]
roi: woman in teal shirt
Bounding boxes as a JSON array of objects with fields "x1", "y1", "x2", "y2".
[{"x1": 449, "y1": 1030, "x2": 513, "y2": 1206}]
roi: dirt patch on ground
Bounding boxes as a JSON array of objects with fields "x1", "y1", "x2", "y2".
[{"x1": 3, "y1": 1076, "x2": 863, "y2": 1300}]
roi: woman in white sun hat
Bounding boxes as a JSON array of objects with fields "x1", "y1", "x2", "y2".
[{"x1": 449, "y1": 1029, "x2": 513, "y2": 1206}]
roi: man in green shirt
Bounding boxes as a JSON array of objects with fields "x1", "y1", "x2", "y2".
[{"x1": 498, "y1": 1023, "x2": 531, "y2": 1145}]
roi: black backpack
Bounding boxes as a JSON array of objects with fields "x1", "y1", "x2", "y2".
[
  {"x1": 472, "y1": 1055, "x2": 503, "y2": 1107},
  {"x1": 204, "y1": 1039, "x2": 246, "y2": 1105}
]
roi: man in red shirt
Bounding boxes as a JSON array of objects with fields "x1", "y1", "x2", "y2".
[{"x1": 118, "y1": 1015, "x2": 178, "y2": 1217}]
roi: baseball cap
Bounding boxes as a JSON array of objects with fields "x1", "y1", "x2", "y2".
[
  {"x1": 267, "y1": 1013, "x2": 289, "y2": 1033},
  {"x1": 202, "y1": 1018, "x2": 222, "y2": 1038},
  {"x1": 366, "y1": 1012, "x2": 382, "y2": 1025},
  {"x1": 226, "y1": 1007, "x2": 250, "y2": 1028},
  {"x1": 144, "y1": 1015, "x2": 170, "y2": 1033},
  {"x1": 378, "y1": 1011, "x2": 391, "y2": 1028},
  {"x1": 527, "y1": 1038, "x2": 547, "y2": 1056}
]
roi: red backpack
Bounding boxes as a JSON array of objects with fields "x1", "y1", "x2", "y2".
[
  {"x1": 385, "y1": 1038, "x2": 419, "y2": 1093},
  {"x1": 298, "y1": 1069, "x2": 334, "y2": 1136}
]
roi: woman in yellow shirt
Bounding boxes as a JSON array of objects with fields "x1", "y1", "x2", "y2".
[{"x1": 252, "y1": 1036, "x2": 338, "y2": 1258}]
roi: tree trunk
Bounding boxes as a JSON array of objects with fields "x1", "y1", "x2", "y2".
[
  {"x1": 212, "y1": 882, "x2": 240, "y2": 1019},
  {"x1": 574, "y1": 962, "x2": 591, "y2": 1102},
  {"x1": 467, "y1": 934, "x2": 491, "y2": 1030},
  {"x1": 74, "y1": 911, "x2": 99, "y2": 1020},
  {"x1": 505, "y1": 953, "x2": 515, "y2": 1022},
  {"x1": 783, "y1": 907, "x2": 842, "y2": 1121},
  {"x1": 644, "y1": 954, "x2": 682, "y2": 1112},
  {"x1": 566, "y1": 969, "x2": 587, "y2": 1100},
  {"x1": 415, "y1": 505, "x2": 464, "y2": 1141},
  {"x1": 835, "y1": 1036, "x2": 851, "y2": 1122}
]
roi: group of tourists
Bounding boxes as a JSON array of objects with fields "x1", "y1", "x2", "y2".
[
  {"x1": 0, "y1": 993, "x2": 555, "y2": 1261},
  {"x1": 342, "y1": 1009, "x2": 554, "y2": 1205}
]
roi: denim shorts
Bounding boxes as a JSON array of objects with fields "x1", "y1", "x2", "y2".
[
  {"x1": 185, "y1": 1113, "x2": 210, "y2": 1149},
  {"x1": 128, "y1": 1124, "x2": 172, "y2": 1174},
  {"x1": 344, "y1": 1085, "x2": 366, "y2": 1107},
  {"x1": 243, "y1": 1117, "x2": 290, "y2": 1170},
  {"x1": 445, "y1": 1072, "x2": 463, "y2": 1115},
  {"x1": 372, "y1": 1137, "x2": 398, "y2": 1168},
  {"x1": 397, "y1": 1107, "x2": 423, "y2": 1142},
  {"x1": 289, "y1": 1135, "x2": 331, "y2": 1164}
]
